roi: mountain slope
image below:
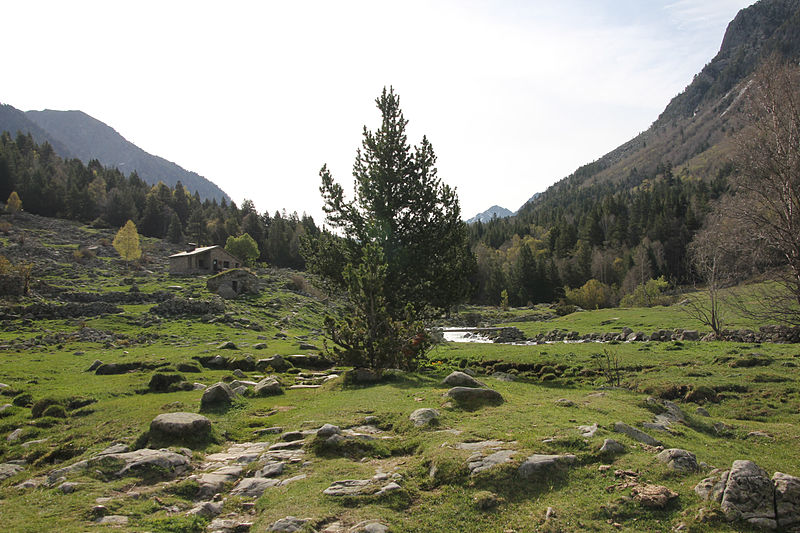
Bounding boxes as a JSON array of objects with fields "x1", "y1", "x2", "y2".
[
  {"x1": 0, "y1": 106, "x2": 230, "y2": 202},
  {"x1": 0, "y1": 103, "x2": 74, "y2": 158},
  {"x1": 518, "y1": 0, "x2": 800, "y2": 215},
  {"x1": 25, "y1": 109, "x2": 230, "y2": 202}
]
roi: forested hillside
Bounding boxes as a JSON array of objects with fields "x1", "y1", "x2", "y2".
[
  {"x1": 0, "y1": 132, "x2": 316, "y2": 269},
  {"x1": 467, "y1": 0, "x2": 800, "y2": 307}
]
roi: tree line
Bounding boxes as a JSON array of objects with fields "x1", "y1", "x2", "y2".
[{"x1": 0, "y1": 131, "x2": 317, "y2": 269}]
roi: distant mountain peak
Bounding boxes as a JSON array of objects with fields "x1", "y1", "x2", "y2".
[{"x1": 467, "y1": 205, "x2": 513, "y2": 224}]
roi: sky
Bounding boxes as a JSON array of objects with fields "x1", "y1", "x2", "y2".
[{"x1": 3, "y1": 0, "x2": 755, "y2": 223}]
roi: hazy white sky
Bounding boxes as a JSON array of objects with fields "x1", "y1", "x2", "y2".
[{"x1": 3, "y1": 0, "x2": 754, "y2": 222}]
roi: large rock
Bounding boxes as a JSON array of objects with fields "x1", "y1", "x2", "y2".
[
  {"x1": 632, "y1": 484, "x2": 678, "y2": 509},
  {"x1": 409, "y1": 408, "x2": 440, "y2": 427},
  {"x1": 468, "y1": 449, "x2": 516, "y2": 475},
  {"x1": 230, "y1": 476, "x2": 280, "y2": 497},
  {"x1": 442, "y1": 371, "x2": 484, "y2": 388},
  {"x1": 518, "y1": 454, "x2": 576, "y2": 480},
  {"x1": 349, "y1": 520, "x2": 390, "y2": 533},
  {"x1": 149, "y1": 412, "x2": 212, "y2": 445},
  {"x1": 656, "y1": 448, "x2": 698, "y2": 473},
  {"x1": 446, "y1": 387, "x2": 504, "y2": 405},
  {"x1": 774, "y1": 472, "x2": 800, "y2": 530},
  {"x1": 323, "y1": 479, "x2": 375, "y2": 496},
  {"x1": 196, "y1": 465, "x2": 243, "y2": 498},
  {"x1": 599, "y1": 439, "x2": 625, "y2": 455},
  {"x1": 613, "y1": 422, "x2": 663, "y2": 446},
  {"x1": 201, "y1": 382, "x2": 236, "y2": 410},
  {"x1": 268, "y1": 516, "x2": 314, "y2": 532},
  {"x1": 720, "y1": 460, "x2": 776, "y2": 529},
  {"x1": 695, "y1": 469, "x2": 729, "y2": 503},
  {"x1": 254, "y1": 377, "x2": 283, "y2": 396}
]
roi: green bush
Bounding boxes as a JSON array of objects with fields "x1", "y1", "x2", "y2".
[
  {"x1": 619, "y1": 276, "x2": 674, "y2": 308},
  {"x1": 565, "y1": 279, "x2": 617, "y2": 309},
  {"x1": 41, "y1": 405, "x2": 68, "y2": 418}
]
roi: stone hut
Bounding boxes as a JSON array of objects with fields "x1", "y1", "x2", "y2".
[
  {"x1": 169, "y1": 246, "x2": 242, "y2": 275},
  {"x1": 206, "y1": 268, "x2": 260, "y2": 299}
]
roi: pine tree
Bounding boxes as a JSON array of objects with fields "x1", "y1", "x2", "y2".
[{"x1": 112, "y1": 220, "x2": 142, "y2": 265}]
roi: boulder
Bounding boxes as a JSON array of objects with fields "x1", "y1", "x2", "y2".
[
  {"x1": 577, "y1": 423, "x2": 598, "y2": 438},
  {"x1": 409, "y1": 408, "x2": 440, "y2": 427},
  {"x1": 773, "y1": 472, "x2": 800, "y2": 530},
  {"x1": 196, "y1": 465, "x2": 243, "y2": 498},
  {"x1": 345, "y1": 367, "x2": 381, "y2": 384},
  {"x1": 613, "y1": 422, "x2": 662, "y2": 446},
  {"x1": 186, "y1": 500, "x2": 223, "y2": 517},
  {"x1": 200, "y1": 382, "x2": 236, "y2": 410},
  {"x1": 323, "y1": 479, "x2": 375, "y2": 496},
  {"x1": 657, "y1": 448, "x2": 699, "y2": 473},
  {"x1": 599, "y1": 439, "x2": 625, "y2": 455},
  {"x1": 446, "y1": 387, "x2": 504, "y2": 405},
  {"x1": 695, "y1": 469, "x2": 729, "y2": 503},
  {"x1": 349, "y1": 520, "x2": 390, "y2": 532},
  {"x1": 721, "y1": 460, "x2": 776, "y2": 529},
  {"x1": 442, "y1": 371, "x2": 484, "y2": 388},
  {"x1": 254, "y1": 377, "x2": 283, "y2": 396},
  {"x1": 317, "y1": 424, "x2": 341, "y2": 438},
  {"x1": 468, "y1": 450, "x2": 516, "y2": 475},
  {"x1": 0, "y1": 463, "x2": 24, "y2": 481},
  {"x1": 518, "y1": 454, "x2": 576, "y2": 480},
  {"x1": 230, "y1": 476, "x2": 280, "y2": 497},
  {"x1": 149, "y1": 412, "x2": 212, "y2": 445}
]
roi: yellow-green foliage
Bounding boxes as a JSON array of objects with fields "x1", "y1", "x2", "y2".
[
  {"x1": 620, "y1": 276, "x2": 674, "y2": 307},
  {"x1": 565, "y1": 279, "x2": 616, "y2": 309},
  {"x1": 112, "y1": 220, "x2": 142, "y2": 262},
  {"x1": 6, "y1": 191, "x2": 22, "y2": 213}
]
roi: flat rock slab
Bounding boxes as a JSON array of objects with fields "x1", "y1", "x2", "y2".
[
  {"x1": 410, "y1": 408, "x2": 440, "y2": 427},
  {"x1": 613, "y1": 422, "x2": 662, "y2": 446},
  {"x1": 518, "y1": 454, "x2": 576, "y2": 480},
  {"x1": 456, "y1": 440, "x2": 509, "y2": 451},
  {"x1": 468, "y1": 449, "x2": 516, "y2": 475},
  {"x1": 657, "y1": 448, "x2": 698, "y2": 473},
  {"x1": 255, "y1": 378, "x2": 283, "y2": 396},
  {"x1": 599, "y1": 439, "x2": 625, "y2": 455},
  {"x1": 577, "y1": 423, "x2": 598, "y2": 438},
  {"x1": 197, "y1": 465, "x2": 244, "y2": 497},
  {"x1": 446, "y1": 387, "x2": 504, "y2": 405},
  {"x1": 324, "y1": 479, "x2": 375, "y2": 496},
  {"x1": 150, "y1": 412, "x2": 211, "y2": 443},
  {"x1": 350, "y1": 520, "x2": 390, "y2": 532},
  {"x1": 89, "y1": 448, "x2": 190, "y2": 478},
  {"x1": 442, "y1": 371, "x2": 484, "y2": 388}
]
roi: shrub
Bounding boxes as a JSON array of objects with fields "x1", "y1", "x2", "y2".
[
  {"x1": 565, "y1": 279, "x2": 617, "y2": 309},
  {"x1": 41, "y1": 405, "x2": 68, "y2": 418},
  {"x1": 619, "y1": 276, "x2": 675, "y2": 308},
  {"x1": 12, "y1": 393, "x2": 33, "y2": 407}
]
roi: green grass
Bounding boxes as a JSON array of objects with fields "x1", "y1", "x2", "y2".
[{"x1": 1, "y1": 219, "x2": 799, "y2": 532}]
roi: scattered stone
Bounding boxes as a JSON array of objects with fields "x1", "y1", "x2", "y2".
[
  {"x1": 555, "y1": 398, "x2": 575, "y2": 407},
  {"x1": 613, "y1": 422, "x2": 663, "y2": 446},
  {"x1": 491, "y1": 371, "x2": 515, "y2": 382},
  {"x1": 409, "y1": 408, "x2": 440, "y2": 427},
  {"x1": 518, "y1": 454, "x2": 576, "y2": 480},
  {"x1": 657, "y1": 449, "x2": 699, "y2": 473},
  {"x1": 349, "y1": 520, "x2": 390, "y2": 532},
  {"x1": 282, "y1": 431, "x2": 305, "y2": 442},
  {"x1": 694, "y1": 469, "x2": 730, "y2": 503},
  {"x1": 375, "y1": 482, "x2": 401, "y2": 496},
  {"x1": 201, "y1": 382, "x2": 237, "y2": 410},
  {"x1": 747, "y1": 430, "x2": 773, "y2": 439},
  {"x1": 209, "y1": 518, "x2": 254, "y2": 532},
  {"x1": 632, "y1": 484, "x2": 678, "y2": 509},
  {"x1": 193, "y1": 382, "x2": 207, "y2": 391},
  {"x1": 149, "y1": 412, "x2": 212, "y2": 445},
  {"x1": 442, "y1": 371, "x2": 484, "y2": 388},
  {"x1": 87, "y1": 359, "x2": 103, "y2": 372},
  {"x1": 0, "y1": 463, "x2": 24, "y2": 481},
  {"x1": 456, "y1": 440, "x2": 509, "y2": 451},
  {"x1": 721, "y1": 460, "x2": 776, "y2": 528},
  {"x1": 58, "y1": 481, "x2": 78, "y2": 494},
  {"x1": 218, "y1": 341, "x2": 238, "y2": 350},
  {"x1": 468, "y1": 449, "x2": 516, "y2": 475},
  {"x1": 230, "y1": 476, "x2": 280, "y2": 497},
  {"x1": 197, "y1": 465, "x2": 244, "y2": 498},
  {"x1": 256, "y1": 461, "x2": 286, "y2": 478},
  {"x1": 254, "y1": 377, "x2": 283, "y2": 396},
  {"x1": 6, "y1": 428, "x2": 23, "y2": 442},
  {"x1": 14, "y1": 479, "x2": 39, "y2": 490},
  {"x1": 268, "y1": 516, "x2": 313, "y2": 532},
  {"x1": 445, "y1": 387, "x2": 504, "y2": 405},
  {"x1": 254, "y1": 427, "x2": 283, "y2": 436},
  {"x1": 298, "y1": 343, "x2": 319, "y2": 351},
  {"x1": 578, "y1": 423, "x2": 598, "y2": 438},
  {"x1": 232, "y1": 368, "x2": 246, "y2": 378},
  {"x1": 186, "y1": 500, "x2": 223, "y2": 517},
  {"x1": 599, "y1": 439, "x2": 625, "y2": 455}
]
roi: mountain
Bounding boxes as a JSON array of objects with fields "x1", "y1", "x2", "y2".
[
  {"x1": 467, "y1": 205, "x2": 513, "y2": 224},
  {"x1": 517, "y1": 0, "x2": 800, "y2": 215},
  {"x1": 0, "y1": 104, "x2": 73, "y2": 158},
  {"x1": 0, "y1": 104, "x2": 229, "y2": 202}
]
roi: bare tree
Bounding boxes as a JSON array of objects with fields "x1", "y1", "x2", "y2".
[{"x1": 724, "y1": 57, "x2": 800, "y2": 325}]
